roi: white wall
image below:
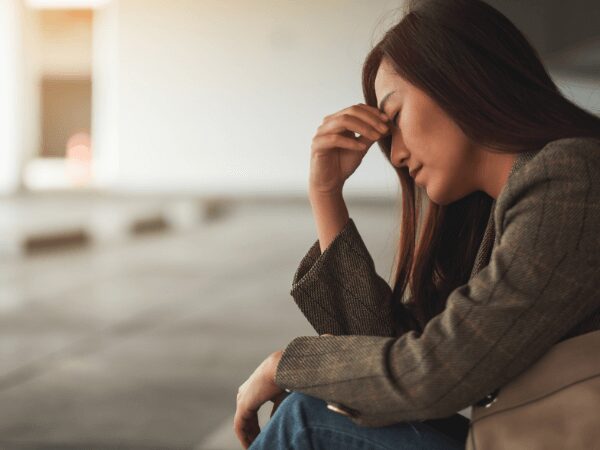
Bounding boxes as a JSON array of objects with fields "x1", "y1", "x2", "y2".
[
  {"x1": 93, "y1": 0, "x2": 405, "y2": 197},
  {"x1": 21, "y1": 5, "x2": 42, "y2": 170},
  {"x1": 92, "y1": 0, "x2": 119, "y2": 187},
  {"x1": 0, "y1": 2, "x2": 46, "y2": 194},
  {"x1": 0, "y1": 0, "x2": 23, "y2": 194},
  {"x1": 552, "y1": 71, "x2": 600, "y2": 116}
]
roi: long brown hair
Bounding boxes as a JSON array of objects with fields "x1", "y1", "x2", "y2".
[{"x1": 361, "y1": 0, "x2": 600, "y2": 334}]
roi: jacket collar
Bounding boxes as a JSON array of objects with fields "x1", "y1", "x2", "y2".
[
  {"x1": 468, "y1": 149, "x2": 540, "y2": 280},
  {"x1": 506, "y1": 148, "x2": 540, "y2": 184}
]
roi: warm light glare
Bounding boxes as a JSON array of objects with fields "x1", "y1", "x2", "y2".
[
  {"x1": 66, "y1": 132, "x2": 93, "y2": 186},
  {"x1": 26, "y1": 0, "x2": 111, "y2": 9}
]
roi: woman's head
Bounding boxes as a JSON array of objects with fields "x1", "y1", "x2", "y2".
[
  {"x1": 374, "y1": 55, "x2": 509, "y2": 206},
  {"x1": 361, "y1": 0, "x2": 600, "y2": 332}
]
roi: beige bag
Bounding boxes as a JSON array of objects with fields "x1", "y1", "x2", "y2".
[{"x1": 466, "y1": 329, "x2": 600, "y2": 450}]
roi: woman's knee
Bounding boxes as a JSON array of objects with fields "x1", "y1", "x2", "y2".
[
  {"x1": 274, "y1": 391, "x2": 324, "y2": 422},
  {"x1": 248, "y1": 393, "x2": 323, "y2": 450},
  {"x1": 259, "y1": 393, "x2": 461, "y2": 450},
  {"x1": 268, "y1": 392, "x2": 419, "y2": 450}
]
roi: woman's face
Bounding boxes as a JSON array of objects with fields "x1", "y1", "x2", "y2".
[{"x1": 374, "y1": 57, "x2": 479, "y2": 205}]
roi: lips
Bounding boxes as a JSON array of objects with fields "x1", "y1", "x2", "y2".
[{"x1": 409, "y1": 166, "x2": 422, "y2": 178}]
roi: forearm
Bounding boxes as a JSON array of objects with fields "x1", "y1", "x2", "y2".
[{"x1": 308, "y1": 188, "x2": 350, "y2": 253}]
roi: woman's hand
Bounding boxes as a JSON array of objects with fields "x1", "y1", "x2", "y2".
[
  {"x1": 309, "y1": 103, "x2": 391, "y2": 195},
  {"x1": 234, "y1": 350, "x2": 285, "y2": 449}
]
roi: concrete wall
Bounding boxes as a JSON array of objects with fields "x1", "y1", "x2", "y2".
[
  {"x1": 92, "y1": 0, "x2": 404, "y2": 197},
  {"x1": 0, "y1": 0, "x2": 23, "y2": 194},
  {"x1": 553, "y1": 72, "x2": 600, "y2": 116},
  {"x1": 0, "y1": 0, "x2": 44, "y2": 194},
  {"x1": 9, "y1": 0, "x2": 598, "y2": 196},
  {"x1": 487, "y1": 0, "x2": 600, "y2": 58}
]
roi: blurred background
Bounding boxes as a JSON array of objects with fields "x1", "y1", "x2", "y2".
[{"x1": 0, "y1": 0, "x2": 598, "y2": 448}]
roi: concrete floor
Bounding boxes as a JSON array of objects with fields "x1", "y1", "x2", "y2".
[{"x1": 0, "y1": 197, "x2": 418, "y2": 449}]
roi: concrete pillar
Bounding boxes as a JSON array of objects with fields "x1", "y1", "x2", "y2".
[{"x1": 0, "y1": 0, "x2": 24, "y2": 194}]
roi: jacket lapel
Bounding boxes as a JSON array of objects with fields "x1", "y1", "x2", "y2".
[
  {"x1": 469, "y1": 198, "x2": 497, "y2": 280},
  {"x1": 468, "y1": 149, "x2": 540, "y2": 280}
]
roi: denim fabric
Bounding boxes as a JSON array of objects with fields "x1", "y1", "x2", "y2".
[{"x1": 249, "y1": 392, "x2": 469, "y2": 450}]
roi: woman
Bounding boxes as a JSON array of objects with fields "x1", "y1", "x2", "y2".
[{"x1": 235, "y1": 0, "x2": 600, "y2": 448}]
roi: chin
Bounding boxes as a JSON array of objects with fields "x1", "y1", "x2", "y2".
[{"x1": 426, "y1": 185, "x2": 459, "y2": 206}]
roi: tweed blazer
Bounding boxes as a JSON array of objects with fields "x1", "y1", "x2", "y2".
[{"x1": 274, "y1": 136, "x2": 600, "y2": 427}]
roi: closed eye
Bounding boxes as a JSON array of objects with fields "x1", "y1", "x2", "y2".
[{"x1": 392, "y1": 111, "x2": 400, "y2": 128}]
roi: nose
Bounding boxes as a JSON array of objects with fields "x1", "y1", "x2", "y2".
[{"x1": 390, "y1": 143, "x2": 410, "y2": 169}]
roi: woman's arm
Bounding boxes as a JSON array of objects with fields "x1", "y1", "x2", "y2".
[
  {"x1": 288, "y1": 103, "x2": 412, "y2": 337},
  {"x1": 289, "y1": 212, "x2": 417, "y2": 337},
  {"x1": 308, "y1": 188, "x2": 350, "y2": 253},
  {"x1": 276, "y1": 138, "x2": 600, "y2": 426}
]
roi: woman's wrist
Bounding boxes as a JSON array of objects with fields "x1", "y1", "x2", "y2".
[
  {"x1": 308, "y1": 186, "x2": 344, "y2": 201},
  {"x1": 308, "y1": 188, "x2": 349, "y2": 253},
  {"x1": 269, "y1": 350, "x2": 284, "y2": 385}
]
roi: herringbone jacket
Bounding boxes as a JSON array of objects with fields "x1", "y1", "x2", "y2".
[{"x1": 274, "y1": 136, "x2": 600, "y2": 427}]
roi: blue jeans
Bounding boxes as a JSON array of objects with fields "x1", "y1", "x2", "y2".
[{"x1": 248, "y1": 392, "x2": 469, "y2": 450}]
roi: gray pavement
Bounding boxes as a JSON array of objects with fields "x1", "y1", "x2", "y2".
[{"x1": 0, "y1": 197, "x2": 411, "y2": 449}]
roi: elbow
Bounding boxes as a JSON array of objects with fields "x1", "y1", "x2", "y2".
[{"x1": 417, "y1": 387, "x2": 490, "y2": 421}]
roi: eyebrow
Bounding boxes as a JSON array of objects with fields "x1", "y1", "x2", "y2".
[{"x1": 378, "y1": 90, "x2": 396, "y2": 114}]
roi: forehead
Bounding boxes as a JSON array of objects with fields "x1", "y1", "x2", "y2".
[{"x1": 374, "y1": 59, "x2": 405, "y2": 102}]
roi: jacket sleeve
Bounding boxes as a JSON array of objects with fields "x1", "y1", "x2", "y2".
[
  {"x1": 288, "y1": 217, "x2": 419, "y2": 337},
  {"x1": 274, "y1": 139, "x2": 600, "y2": 426}
]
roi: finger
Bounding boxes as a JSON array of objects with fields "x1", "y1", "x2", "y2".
[
  {"x1": 234, "y1": 401, "x2": 262, "y2": 445},
  {"x1": 355, "y1": 133, "x2": 379, "y2": 149},
  {"x1": 233, "y1": 412, "x2": 246, "y2": 448},
  {"x1": 245, "y1": 414, "x2": 261, "y2": 444},
  {"x1": 312, "y1": 131, "x2": 372, "y2": 153},
  {"x1": 234, "y1": 418, "x2": 256, "y2": 449},
  {"x1": 325, "y1": 103, "x2": 390, "y2": 134},
  {"x1": 353, "y1": 103, "x2": 392, "y2": 133},
  {"x1": 325, "y1": 103, "x2": 389, "y2": 125},
  {"x1": 354, "y1": 102, "x2": 390, "y2": 122},
  {"x1": 317, "y1": 114, "x2": 383, "y2": 140},
  {"x1": 312, "y1": 133, "x2": 368, "y2": 154},
  {"x1": 237, "y1": 414, "x2": 260, "y2": 449},
  {"x1": 317, "y1": 112, "x2": 389, "y2": 142},
  {"x1": 322, "y1": 104, "x2": 390, "y2": 139},
  {"x1": 234, "y1": 408, "x2": 254, "y2": 448}
]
